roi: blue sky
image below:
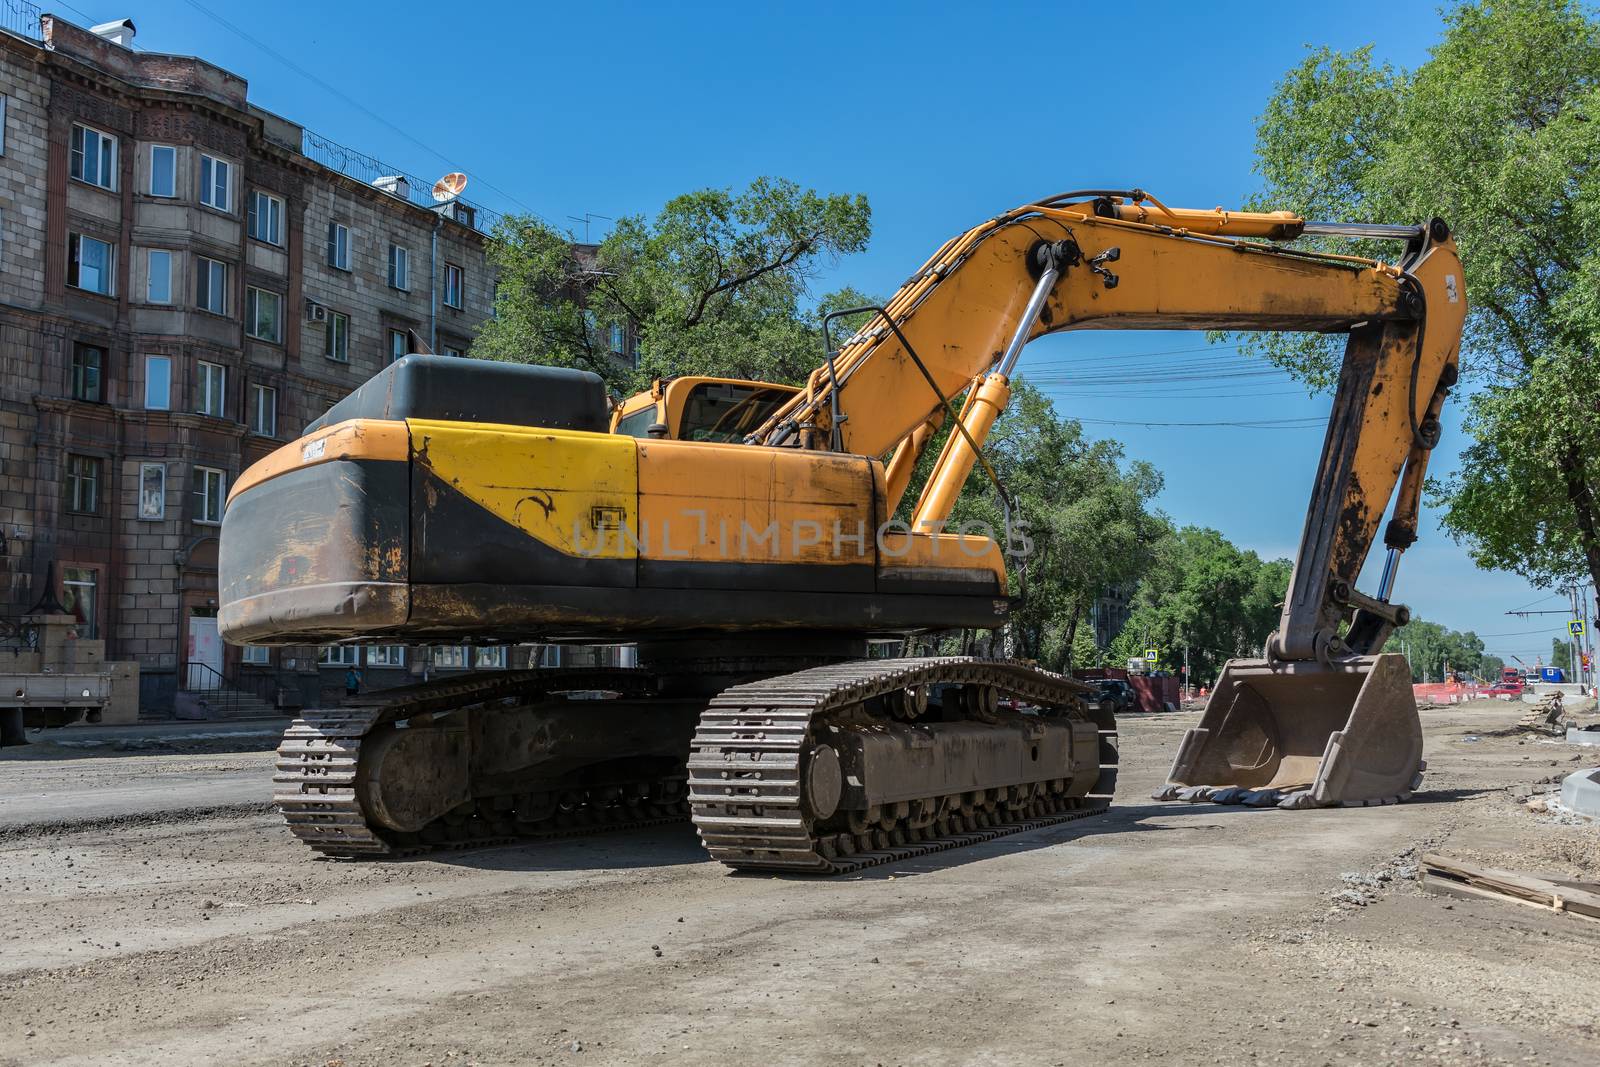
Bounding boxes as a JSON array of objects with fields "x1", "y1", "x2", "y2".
[{"x1": 90, "y1": 0, "x2": 1585, "y2": 663}]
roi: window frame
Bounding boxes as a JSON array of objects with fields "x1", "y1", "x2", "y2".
[
  {"x1": 388, "y1": 243, "x2": 410, "y2": 291},
  {"x1": 67, "y1": 233, "x2": 116, "y2": 296},
  {"x1": 70, "y1": 343, "x2": 104, "y2": 403},
  {"x1": 431, "y1": 646, "x2": 469, "y2": 670},
  {"x1": 248, "y1": 189, "x2": 283, "y2": 246},
  {"x1": 240, "y1": 645, "x2": 271, "y2": 665},
  {"x1": 69, "y1": 123, "x2": 117, "y2": 191},
  {"x1": 244, "y1": 286, "x2": 283, "y2": 343},
  {"x1": 327, "y1": 222, "x2": 351, "y2": 271},
  {"x1": 474, "y1": 646, "x2": 507, "y2": 670},
  {"x1": 389, "y1": 329, "x2": 408, "y2": 365},
  {"x1": 196, "y1": 255, "x2": 227, "y2": 315},
  {"x1": 149, "y1": 144, "x2": 177, "y2": 198},
  {"x1": 196, "y1": 360, "x2": 225, "y2": 418},
  {"x1": 366, "y1": 645, "x2": 406, "y2": 668},
  {"x1": 61, "y1": 567, "x2": 98, "y2": 640},
  {"x1": 249, "y1": 382, "x2": 277, "y2": 438},
  {"x1": 325, "y1": 311, "x2": 350, "y2": 363},
  {"x1": 199, "y1": 153, "x2": 232, "y2": 213},
  {"x1": 318, "y1": 645, "x2": 360, "y2": 667},
  {"x1": 144, "y1": 355, "x2": 172, "y2": 411},
  {"x1": 192, "y1": 465, "x2": 226, "y2": 525},
  {"x1": 443, "y1": 262, "x2": 464, "y2": 308},
  {"x1": 137, "y1": 462, "x2": 166, "y2": 520},
  {"x1": 146, "y1": 248, "x2": 173, "y2": 305},
  {"x1": 65, "y1": 454, "x2": 101, "y2": 515}
]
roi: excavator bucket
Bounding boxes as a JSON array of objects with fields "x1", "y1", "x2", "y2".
[{"x1": 1154, "y1": 653, "x2": 1423, "y2": 809}]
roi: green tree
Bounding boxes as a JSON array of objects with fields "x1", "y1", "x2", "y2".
[
  {"x1": 1481, "y1": 653, "x2": 1505, "y2": 680},
  {"x1": 1242, "y1": 0, "x2": 1600, "y2": 593},
  {"x1": 474, "y1": 177, "x2": 872, "y2": 392},
  {"x1": 1382, "y1": 617, "x2": 1487, "y2": 682},
  {"x1": 1109, "y1": 527, "x2": 1293, "y2": 686},
  {"x1": 1552, "y1": 637, "x2": 1575, "y2": 672}
]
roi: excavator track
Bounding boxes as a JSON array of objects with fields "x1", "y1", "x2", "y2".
[
  {"x1": 689, "y1": 657, "x2": 1118, "y2": 874},
  {"x1": 274, "y1": 668, "x2": 687, "y2": 858}
]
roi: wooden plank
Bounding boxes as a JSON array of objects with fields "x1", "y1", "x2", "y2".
[{"x1": 1421, "y1": 853, "x2": 1600, "y2": 921}]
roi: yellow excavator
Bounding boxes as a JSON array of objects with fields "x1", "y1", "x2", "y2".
[{"x1": 218, "y1": 189, "x2": 1465, "y2": 872}]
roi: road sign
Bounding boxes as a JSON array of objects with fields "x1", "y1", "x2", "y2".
[
  {"x1": 1144, "y1": 648, "x2": 1159, "y2": 663},
  {"x1": 1571, "y1": 620, "x2": 1586, "y2": 638}
]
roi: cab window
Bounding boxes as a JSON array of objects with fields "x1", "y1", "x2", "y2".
[
  {"x1": 614, "y1": 405, "x2": 661, "y2": 438},
  {"x1": 678, "y1": 383, "x2": 795, "y2": 443}
]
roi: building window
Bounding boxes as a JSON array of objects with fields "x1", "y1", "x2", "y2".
[
  {"x1": 325, "y1": 311, "x2": 349, "y2": 362},
  {"x1": 70, "y1": 344, "x2": 103, "y2": 403},
  {"x1": 65, "y1": 454, "x2": 101, "y2": 514},
  {"x1": 67, "y1": 233, "x2": 115, "y2": 296},
  {"x1": 245, "y1": 287, "x2": 282, "y2": 342},
  {"x1": 431, "y1": 646, "x2": 469, "y2": 670},
  {"x1": 443, "y1": 262, "x2": 463, "y2": 308},
  {"x1": 474, "y1": 646, "x2": 507, "y2": 670},
  {"x1": 442, "y1": 345, "x2": 464, "y2": 359},
  {"x1": 199, "y1": 154, "x2": 232, "y2": 211},
  {"x1": 144, "y1": 355, "x2": 171, "y2": 410},
  {"x1": 318, "y1": 645, "x2": 360, "y2": 666},
  {"x1": 367, "y1": 645, "x2": 406, "y2": 667},
  {"x1": 138, "y1": 462, "x2": 166, "y2": 519},
  {"x1": 388, "y1": 244, "x2": 409, "y2": 290},
  {"x1": 248, "y1": 190, "x2": 283, "y2": 246},
  {"x1": 61, "y1": 568, "x2": 98, "y2": 639},
  {"x1": 240, "y1": 645, "x2": 270, "y2": 665},
  {"x1": 70, "y1": 124, "x2": 116, "y2": 190},
  {"x1": 249, "y1": 383, "x2": 276, "y2": 437},
  {"x1": 327, "y1": 222, "x2": 350, "y2": 271},
  {"x1": 389, "y1": 329, "x2": 408, "y2": 365},
  {"x1": 196, "y1": 256, "x2": 227, "y2": 314},
  {"x1": 147, "y1": 249, "x2": 173, "y2": 304},
  {"x1": 532, "y1": 643, "x2": 563, "y2": 668},
  {"x1": 193, "y1": 465, "x2": 226, "y2": 525},
  {"x1": 196, "y1": 360, "x2": 225, "y2": 417},
  {"x1": 149, "y1": 145, "x2": 176, "y2": 197}
]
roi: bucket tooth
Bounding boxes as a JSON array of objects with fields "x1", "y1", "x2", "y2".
[{"x1": 1158, "y1": 653, "x2": 1422, "y2": 809}]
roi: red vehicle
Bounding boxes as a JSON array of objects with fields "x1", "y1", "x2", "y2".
[{"x1": 1484, "y1": 666, "x2": 1525, "y2": 698}]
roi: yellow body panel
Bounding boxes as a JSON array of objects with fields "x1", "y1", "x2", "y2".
[
  {"x1": 879, "y1": 531, "x2": 1006, "y2": 587},
  {"x1": 635, "y1": 439, "x2": 879, "y2": 567},
  {"x1": 408, "y1": 419, "x2": 639, "y2": 561}
]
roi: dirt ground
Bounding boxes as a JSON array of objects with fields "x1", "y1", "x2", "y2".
[{"x1": 2, "y1": 702, "x2": 1598, "y2": 1067}]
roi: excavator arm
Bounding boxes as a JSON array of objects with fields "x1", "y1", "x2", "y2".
[{"x1": 752, "y1": 191, "x2": 1467, "y2": 810}]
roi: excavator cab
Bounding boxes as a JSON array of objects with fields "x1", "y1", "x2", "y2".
[{"x1": 611, "y1": 377, "x2": 800, "y2": 441}]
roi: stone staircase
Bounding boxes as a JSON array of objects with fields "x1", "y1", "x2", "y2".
[{"x1": 184, "y1": 686, "x2": 284, "y2": 721}]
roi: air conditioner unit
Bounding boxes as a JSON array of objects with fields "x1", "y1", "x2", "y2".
[{"x1": 305, "y1": 301, "x2": 327, "y2": 324}]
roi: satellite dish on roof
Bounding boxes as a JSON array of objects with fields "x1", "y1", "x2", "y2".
[{"x1": 431, "y1": 172, "x2": 468, "y2": 203}]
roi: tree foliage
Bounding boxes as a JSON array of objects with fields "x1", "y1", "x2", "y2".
[
  {"x1": 912, "y1": 382, "x2": 1166, "y2": 671},
  {"x1": 1244, "y1": 0, "x2": 1600, "y2": 591},
  {"x1": 474, "y1": 178, "x2": 872, "y2": 392},
  {"x1": 1381, "y1": 617, "x2": 1488, "y2": 682},
  {"x1": 1108, "y1": 527, "x2": 1293, "y2": 686}
]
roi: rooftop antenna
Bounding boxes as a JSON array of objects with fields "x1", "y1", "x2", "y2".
[
  {"x1": 431, "y1": 171, "x2": 468, "y2": 204},
  {"x1": 427, "y1": 172, "x2": 469, "y2": 352},
  {"x1": 567, "y1": 213, "x2": 613, "y2": 242}
]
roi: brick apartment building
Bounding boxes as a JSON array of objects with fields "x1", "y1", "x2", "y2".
[{"x1": 0, "y1": 11, "x2": 506, "y2": 713}]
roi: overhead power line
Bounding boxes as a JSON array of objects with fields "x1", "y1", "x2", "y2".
[{"x1": 1062, "y1": 415, "x2": 1326, "y2": 429}]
